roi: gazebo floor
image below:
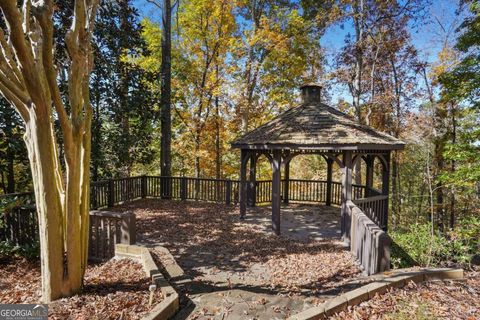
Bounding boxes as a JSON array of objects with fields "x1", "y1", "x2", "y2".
[
  {"x1": 113, "y1": 199, "x2": 372, "y2": 319},
  {"x1": 246, "y1": 203, "x2": 342, "y2": 241}
]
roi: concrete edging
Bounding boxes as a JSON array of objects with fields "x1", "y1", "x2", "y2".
[
  {"x1": 115, "y1": 244, "x2": 180, "y2": 320},
  {"x1": 288, "y1": 268, "x2": 464, "y2": 320}
]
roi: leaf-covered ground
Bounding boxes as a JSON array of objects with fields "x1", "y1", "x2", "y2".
[
  {"x1": 114, "y1": 199, "x2": 366, "y2": 319},
  {"x1": 0, "y1": 258, "x2": 162, "y2": 319},
  {"x1": 333, "y1": 269, "x2": 480, "y2": 320},
  {"x1": 118, "y1": 199, "x2": 362, "y2": 296}
]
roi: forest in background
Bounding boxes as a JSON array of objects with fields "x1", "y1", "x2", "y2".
[{"x1": 0, "y1": 0, "x2": 479, "y2": 265}]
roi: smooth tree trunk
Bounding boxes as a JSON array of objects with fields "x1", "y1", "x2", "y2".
[
  {"x1": 215, "y1": 95, "x2": 221, "y2": 180},
  {"x1": 160, "y1": 0, "x2": 172, "y2": 177},
  {"x1": 352, "y1": 0, "x2": 365, "y2": 185},
  {"x1": 0, "y1": 0, "x2": 98, "y2": 302},
  {"x1": 449, "y1": 103, "x2": 457, "y2": 229}
]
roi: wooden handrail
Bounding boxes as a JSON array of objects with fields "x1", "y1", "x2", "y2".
[
  {"x1": 347, "y1": 201, "x2": 391, "y2": 275},
  {"x1": 353, "y1": 195, "x2": 388, "y2": 204},
  {"x1": 1, "y1": 175, "x2": 376, "y2": 210}
]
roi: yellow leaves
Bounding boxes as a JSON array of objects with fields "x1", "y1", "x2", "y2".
[
  {"x1": 122, "y1": 18, "x2": 162, "y2": 73},
  {"x1": 430, "y1": 46, "x2": 461, "y2": 85}
]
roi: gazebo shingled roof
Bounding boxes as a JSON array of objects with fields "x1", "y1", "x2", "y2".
[{"x1": 232, "y1": 103, "x2": 405, "y2": 150}]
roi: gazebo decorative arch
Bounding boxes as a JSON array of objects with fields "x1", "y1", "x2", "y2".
[{"x1": 231, "y1": 84, "x2": 405, "y2": 243}]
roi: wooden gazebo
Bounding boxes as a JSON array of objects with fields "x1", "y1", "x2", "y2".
[{"x1": 231, "y1": 84, "x2": 405, "y2": 242}]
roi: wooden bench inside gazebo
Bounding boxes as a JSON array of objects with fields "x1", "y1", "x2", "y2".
[{"x1": 232, "y1": 84, "x2": 404, "y2": 274}]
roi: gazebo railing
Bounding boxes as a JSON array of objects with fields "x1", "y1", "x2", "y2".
[
  {"x1": 255, "y1": 179, "x2": 372, "y2": 205},
  {"x1": 1, "y1": 175, "x2": 389, "y2": 268},
  {"x1": 353, "y1": 195, "x2": 389, "y2": 231},
  {"x1": 1, "y1": 176, "x2": 382, "y2": 211}
]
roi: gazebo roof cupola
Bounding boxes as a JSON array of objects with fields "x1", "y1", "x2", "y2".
[
  {"x1": 300, "y1": 83, "x2": 322, "y2": 104},
  {"x1": 231, "y1": 85, "x2": 405, "y2": 151}
]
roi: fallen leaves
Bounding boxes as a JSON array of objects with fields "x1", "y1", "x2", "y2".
[
  {"x1": 0, "y1": 258, "x2": 162, "y2": 320},
  {"x1": 333, "y1": 268, "x2": 480, "y2": 320},
  {"x1": 117, "y1": 199, "x2": 361, "y2": 298}
]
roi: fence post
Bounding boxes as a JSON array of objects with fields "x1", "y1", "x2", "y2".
[
  {"x1": 141, "y1": 176, "x2": 147, "y2": 198},
  {"x1": 107, "y1": 179, "x2": 115, "y2": 208},
  {"x1": 121, "y1": 212, "x2": 136, "y2": 245},
  {"x1": 225, "y1": 180, "x2": 232, "y2": 205},
  {"x1": 91, "y1": 185, "x2": 98, "y2": 209},
  {"x1": 180, "y1": 177, "x2": 187, "y2": 201},
  {"x1": 159, "y1": 176, "x2": 164, "y2": 198},
  {"x1": 326, "y1": 158, "x2": 333, "y2": 206}
]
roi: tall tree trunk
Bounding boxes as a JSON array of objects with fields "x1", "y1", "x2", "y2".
[
  {"x1": 0, "y1": 0, "x2": 98, "y2": 302},
  {"x1": 449, "y1": 102, "x2": 456, "y2": 229},
  {"x1": 1, "y1": 171, "x2": 6, "y2": 194},
  {"x1": 390, "y1": 57, "x2": 403, "y2": 224},
  {"x1": 215, "y1": 95, "x2": 221, "y2": 180},
  {"x1": 422, "y1": 65, "x2": 445, "y2": 230},
  {"x1": 194, "y1": 135, "x2": 201, "y2": 178},
  {"x1": 352, "y1": 0, "x2": 365, "y2": 184},
  {"x1": 3, "y1": 104, "x2": 16, "y2": 193},
  {"x1": 160, "y1": 0, "x2": 172, "y2": 177},
  {"x1": 23, "y1": 109, "x2": 91, "y2": 301}
]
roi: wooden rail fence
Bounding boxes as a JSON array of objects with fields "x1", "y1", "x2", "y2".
[
  {"x1": 348, "y1": 201, "x2": 391, "y2": 275},
  {"x1": 1, "y1": 175, "x2": 388, "y2": 265},
  {"x1": 89, "y1": 210, "x2": 136, "y2": 261},
  {"x1": 1, "y1": 176, "x2": 382, "y2": 211},
  {"x1": 0, "y1": 205, "x2": 135, "y2": 261}
]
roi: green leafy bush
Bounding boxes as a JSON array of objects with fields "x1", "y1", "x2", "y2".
[
  {"x1": 0, "y1": 240, "x2": 40, "y2": 260},
  {"x1": 391, "y1": 223, "x2": 450, "y2": 268},
  {"x1": 391, "y1": 218, "x2": 480, "y2": 268},
  {"x1": 447, "y1": 216, "x2": 480, "y2": 265}
]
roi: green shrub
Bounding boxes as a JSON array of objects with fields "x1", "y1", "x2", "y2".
[
  {"x1": 0, "y1": 240, "x2": 40, "y2": 260},
  {"x1": 447, "y1": 216, "x2": 480, "y2": 265},
  {"x1": 391, "y1": 218, "x2": 480, "y2": 268},
  {"x1": 390, "y1": 223, "x2": 450, "y2": 268}
]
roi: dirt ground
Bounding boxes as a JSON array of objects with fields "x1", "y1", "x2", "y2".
[{"x1": 115, "y1": 199, "x2": 369, "y2": 319}]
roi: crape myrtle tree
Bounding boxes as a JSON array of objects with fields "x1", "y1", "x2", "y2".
[{"x1": 0, "y1": 0, "x2": 99, "y2": 302}]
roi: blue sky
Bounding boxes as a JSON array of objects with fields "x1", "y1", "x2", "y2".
[{"x1": 133, "y1": 0, "x2": 464, "y2": 104}]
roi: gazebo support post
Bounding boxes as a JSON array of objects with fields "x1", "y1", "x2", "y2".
[
  {"x1": 248, "y1": 153, "x2": 256, "y2": 207},
  {"x1": 382, "y1": 152, "x2": 391, "y2": 230},
  {"x1": 272, "y1": 149, "x2": 282, "y2": 235},
  {"x1": 326, "y1": 157, "x2": 333, "y2": 206},
  {"x1": 382, "y1": 152, "x2": 390, "y2": 195},
  {"x1": 283, "y1": 156, "x2": 290, "y2": 205},
  {"x1": 341, "y1": 151, "x2": 353, "y2": 245},
  {"x1": 365, "y1": 155, "x2": 374, "y2": 197},
  {"x1": 240, "y1": 149, "x2": 248, "y2": 219}
]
